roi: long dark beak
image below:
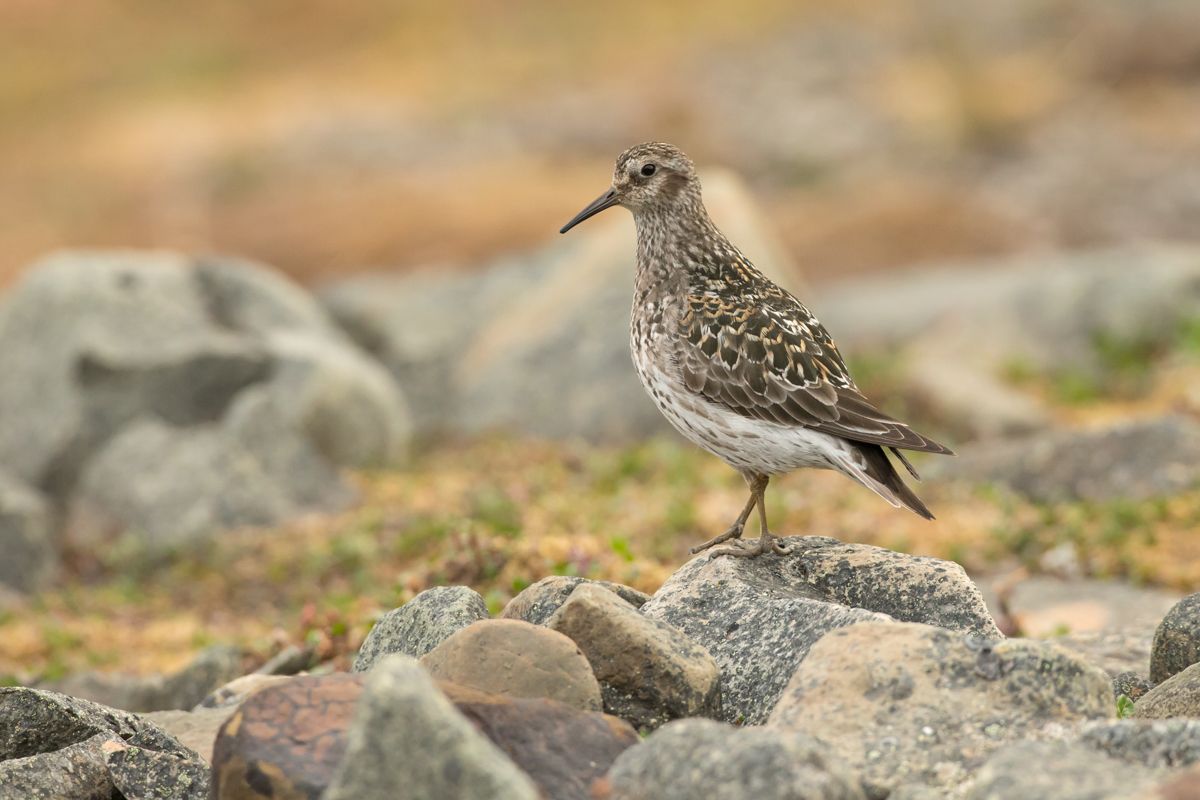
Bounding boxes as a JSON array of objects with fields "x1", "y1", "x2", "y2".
[{"x1": 559, "y1": 188, "x2": 619, "y2": 234}]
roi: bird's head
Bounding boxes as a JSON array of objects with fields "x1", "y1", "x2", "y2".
[{"x1": 560, "y1": 142, "x2": 700, "y2": 233}]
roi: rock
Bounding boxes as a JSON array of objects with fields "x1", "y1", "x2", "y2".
[
  {"x1": 0, "y1": 471, "x2": 56, "y2": 594},
  {"x1": 67, "y1": 420, "x2": 293, "y2": 550},
  {"x1": 768, "y1": 621, "x2": 1113, "y2": 796},
  {"x1": 966, "y1": 741, "x2": 1157, "y2": 800},
  {"x1": 1081, "y1": 719, "x2": 1200, "y2": 769},
  {"x1": 323, "y1": 170, "x2": 803, "y2": 441},
  {"x1": 210, "y1": 665, "x2": 635, "y2": 800},
  {"x1": 319, "y1": 255, "x2": 559, "y2": 438},
  {"x1": 47, "y1": 644, "x2": 244, "y2": 712},
  {"x1": 194, "y1": 255, "x2": 341, "y2": 338},
  {"x1": 0, "y1": 249, "x2": 411, "y2": 547},
  {"x1": 641, "y1": 536, "x2": 1000, "y2": 724},
  {"x1": 252, "y1": 644, "x2": 315, "y2": 676},
  {"x1": 104, "y1": 738, "x2": 209, "y2": 800},
  {"x1": 141, "y1": 707, "x2": 236, "y2": 763},
  {"x1": 442, "y1": 681, "x2": 640, "y2": 800},
  {"x1": 816, "y1": 245, "x2": 1200, "y2": 367},
  {"x1": 222, "y1": 387, "x2": 356, "y2": 512},
  {"x1": 419, "y1": 619, "x2": 603, "y2": 711},
  {"x1": 0, "y1": 686, "x2": 149, "y2": 760},
  {"x1": 545, "y1": 584, "x2": 720, "y2": 730},
  {"x1": 1114, "y1": 672, "x2": 1154, "y2": 703},
  {"x1": 256, "y1": 329, "x2": 410, "y2": 468},
  {"x1": 198, "y1": 674, "x2": 294, "y2": 710},
  {"x1": 501, "y1": 576, "x2": 650, "y2": 625},
  {"x1": 599, "y1": 718, "x2": 866, "y2": 800},
  {"x1": 1135, "y1": 662, "x2": 1200, "y2": 719},
  {"x1": 353, "y1": 586, "x2": 489, "y2": 670},
  {"x1": 0, "y1": 732, "x2": 116, "y2": 800},
  {"x1": 1152, "y1": 593, "x2": 1200, "y2": 684},
  {"x1": 951, "y1": 416, "x2": 1200, "y2": 503},
  {"x1": 324, "y1": 656, "x2": 539, "y2": 800},
  {"x1": 211, "y1": 672, "x2": 364, "y2": 800}
]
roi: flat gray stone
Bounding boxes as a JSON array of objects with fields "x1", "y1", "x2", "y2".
[
  {"x1": 353, "y1": 586, "x2": 489, "y2": 670},
  {"x1": 1081, "y1": 719, "x2": 1200, "y2": 770},
  {"x1": 324, "y1": 655, "x2": 538, "y2": 800},
  {"x1": 966, "y1": 741, "x2": 1156, "y2": 800},
  {"x1": 0, "y1": 686, "x2": 147, "y2": 760},
  {"x1": 501, "y1": 576, "x2": 650, "y2": 625}
]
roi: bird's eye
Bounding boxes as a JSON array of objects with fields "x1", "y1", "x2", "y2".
[{"x1": 641, "y1": 163, "x2": 657, "y2": 177}]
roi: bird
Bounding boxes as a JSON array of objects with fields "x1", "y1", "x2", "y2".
[{"x1": 559, "y1": 142, "x2": 953, "y2": 558}]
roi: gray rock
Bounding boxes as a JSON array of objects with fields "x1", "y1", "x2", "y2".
[
  {"x1": 0, "y1": 472, "x2": 56, "y2": 593},
  {"x1": 420, "y1": 619, "x2": 603, "y2": 711},
  {"x1": 1152, "y1": 593, "x2": 1200, "y2": 684},
  {"x1": 1082, "y1": 719, "x2": 1200, "y2": 769},
  {"x1": 257, "y1": 329, "x2": 411, "y2": 468},
  {"x1": 0, "y1": 251, "x2": 219, "y2": 490},
  {"x1": 47, "y1": 645, "x2": 243, "y2": 713},
  {"x1": 319, "y1": 255, "x2": 560, "y2": 438},
  {"x1": 194, "y1": 254, "x2": 341, "y2": 338},
  {"x1": 197, "y1": 673, "x2": 293, "y2": 711},
  {"x1": 0, "y1": 686, "x2": 148, "y2": 760},
  {"x1": 353, "y1": 586, "x2": 490, "y2": 671},
  {"x1": 951, "y1": 416, "x2": 1200, "y2": 503},
  {"x1": 67, "y1": 419, "x2": 292, "y2": 550},
  {"x1": 966, "y1": 741, "x2": 1157, "y2": 800},
  {"x1": 0, "y1": 732, "x2": 116, "y2": 800},
  {"x1": 1114, "y1": 672, "x2": 1154, "y2": 703},
  {"x1": 1135, "y1": 662, "x2": 1200, "y2": 719},
  {"x1": 601, "y1": 718, "x2": 865, "y2": 800},
  {"x1": 816, "y1": 245, "x2": 1200, "y2": 367},
  {"x1": 640, "y1": 536, "x2": 1000, "y2": 724},
  {"x1": 323, "y1": 655, "x2": 538, "y2": 800},
  {"x1": 546, "y1": 584, "x2": 720, "y2": 731},
  {"x1": 104, "y1": 738, "x2": 209, "y2": 800},
  {"x1": 222, "y1": 387, "x2": 356, "y2": 511},
  {"x1": 768, "y1": 621, "x2": 1113, "y2": 796},
  {"x1": 501, "y1": 576, "x2": 651, "y2": 625}
]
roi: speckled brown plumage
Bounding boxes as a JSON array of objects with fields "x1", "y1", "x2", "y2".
[{"x1": 561, "y1": 142, "x2": 953, "y2": 557}]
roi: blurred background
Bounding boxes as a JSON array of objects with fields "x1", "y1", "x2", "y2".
[{"x1": 2, "y1": 0, "x2": 1200, "y2": 702}]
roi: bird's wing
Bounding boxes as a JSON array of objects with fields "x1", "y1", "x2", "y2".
[{"x1": 676, "y1": 290, "x2": 953, "y2": 455}]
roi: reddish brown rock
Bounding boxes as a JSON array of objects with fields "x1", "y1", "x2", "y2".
[
  {"x1": 209, "y1": 668, "x2": 638, "y2": 800},
  {"x1": 210, "y1": 673, "x2": 365, "y2": 799}
]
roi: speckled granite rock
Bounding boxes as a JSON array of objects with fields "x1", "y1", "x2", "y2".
[
  {"x1": 641, "y1": 536, "x2": 1000, "y2": 724},
  {"x1": 501, "y1": 576, "x2": 650, "y2": 625},
  {"x1": 768, "y1": 621, "x2": 1112, "y2": 797},
  {"x1": 353, "y1": 586, "x2": 489, "y2": 671}
]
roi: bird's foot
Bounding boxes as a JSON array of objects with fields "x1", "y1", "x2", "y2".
[
  {"x1": 710, "y1": 530, "x2": 791, "y2": 559},
  {"x1": 689, "y1": 523, "x2": 745, "y2": 555}
]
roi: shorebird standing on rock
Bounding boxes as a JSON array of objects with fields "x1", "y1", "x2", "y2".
[{"x1": 560, "y1": 142, "x2": 953, "y2": 558}]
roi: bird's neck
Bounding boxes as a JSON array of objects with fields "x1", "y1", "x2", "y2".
[{"x1": 632, "y1": 199, "x2": 724, "y2": 292}]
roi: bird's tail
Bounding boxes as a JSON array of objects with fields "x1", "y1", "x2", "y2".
[{"x1": 832, "y1": 443, "x2": 935, "y2": 520}]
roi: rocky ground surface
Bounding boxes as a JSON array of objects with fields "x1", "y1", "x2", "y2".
[{"x1": 8, "y1": 542, "x2": 1200, "y2": 798}]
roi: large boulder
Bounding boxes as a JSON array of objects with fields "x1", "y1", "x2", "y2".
[
  {"x1": 598, "y1": 718, "x2": 866, "y2": 800},
  {"x1": 640, "y1": 536, "x2": 1000, "y2": 724},
  {"x1": 767, "y1": 621, "x2": 1113, "y2": 796},
  {"x1": 0, "y1": 472, "x2": 56, "y2": 594},
  {"x1": 0, "y1": 250, "x2": 411, "y2": 548},
  {"x1": 0, "y1": 733, "x2": 117, "y2": 800},
  {"x1": 950, "y1": 416, "x2": 1200, "y2": 503},
  {"x1": 320, "y1": 170, "x2": 804, "y2": 441}
]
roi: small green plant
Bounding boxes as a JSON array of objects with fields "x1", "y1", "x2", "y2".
[{"x1": 1116, "y1": 694, "x2": 1135, "y2": 719}]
